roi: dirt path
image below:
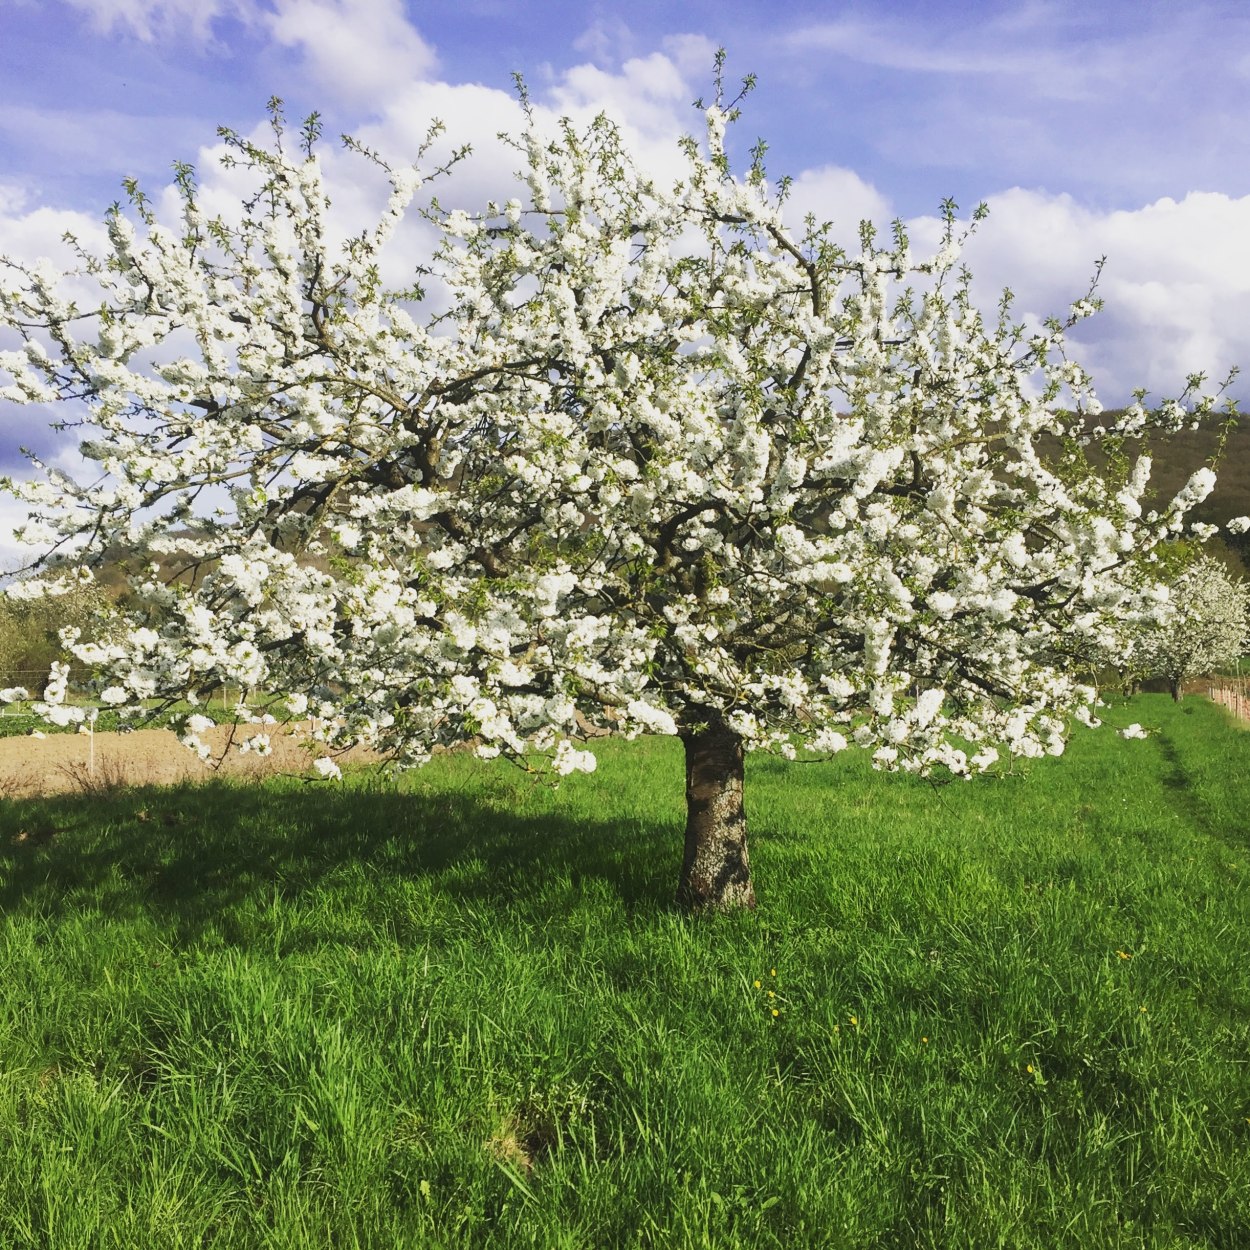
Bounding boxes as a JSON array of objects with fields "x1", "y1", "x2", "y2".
[{"x1": 0, "y1": 723, "x2": 376, "y2": 798}]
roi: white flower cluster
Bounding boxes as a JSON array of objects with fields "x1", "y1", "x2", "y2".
[
  {"x1": 28, "y1": 661, "x2": 88, "y2": 728},
  {"x1": 0, "y1": 99, "x2": 1235, "y2": 779}
]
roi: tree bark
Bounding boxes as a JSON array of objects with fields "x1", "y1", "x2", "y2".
[
  {"x1": 676, "y1": 710, "x2": 756, "y2": 911},
  {"x1": 1170, "y1": 677, "x2": 1183, "y2": 702}
]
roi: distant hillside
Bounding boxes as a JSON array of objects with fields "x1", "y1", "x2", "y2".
[{"x1": 1073, "y1": 411, "x2": 1250, "y2": 571}]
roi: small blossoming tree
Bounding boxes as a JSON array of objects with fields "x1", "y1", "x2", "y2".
[
  {"x1": 1127, "y1": 555, "x2": 1249, "y2": 699},
  {"x1": 0, "y1": 86, "x2": 1235, "y2": 908}
]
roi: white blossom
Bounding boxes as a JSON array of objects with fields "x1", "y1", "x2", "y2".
[
  {"x1": 553, "y1": 740, "x2": 597, "y2": 776},
  {"x1": 626, "y1": 700, "x2": 679, "y2": 736},
  {"x1": 43, "y1": 661, "x2": 70, "y2": 706},
  {"x1": 240, "y1": 733, "x2": 273, "y2": 756}
]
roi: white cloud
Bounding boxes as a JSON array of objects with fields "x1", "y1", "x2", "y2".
[
  {"x1": 0, "y1": 202, "x2": 107, "y2": 276},
  {"x1": 915, "y1": 188, "x2": 1250, "y2": 402},
  {"x1": 782, "y1": 8, "x2": 1155, "y2": 103},
  {"x1": 782, "y1": 166, "x2": 893, "y2": 247},
  {"x1": 572, "y1": 15, "x2": 635, "y2": 67},
  {"x1": 658, "y1": 33, "x2": 719, "y2": 81},
  {"x1": 0, "y1": 183, "x2": 30, "y2": 215},
  {"x1": 568, "y1": 22, "x2": 714, "y2": 83},
  {"x1": 546, "y1": 50, "x2": 699, "y2": 143},
  {"x1": 266, "y1": 0, "x2": 438, "y2": 109},
  {"x1": 348, "y1": 40, "x2": 715, "y2": 222},
  {"x1": 62, "y1": 0, "x2": 254, "y2": 42},
  {"x1": 52, "y1": 0, "x2": 441, "y2": 115}
]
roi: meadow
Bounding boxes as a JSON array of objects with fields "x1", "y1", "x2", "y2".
[{"x1": 1, "y1": 694, "x2": 1248, "y2": 1248}]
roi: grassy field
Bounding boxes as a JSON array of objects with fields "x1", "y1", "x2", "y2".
[{"x1": 1, "y1": 695, "x2": 1248, "y2": 1248}]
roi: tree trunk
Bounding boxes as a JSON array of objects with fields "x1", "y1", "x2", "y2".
[
  {"x1": 1170, "y1": 677, "x2": 1183, "y2": 702},
  {"x1": 676, "y1": 711, "x2": 756, "y2": 911}
]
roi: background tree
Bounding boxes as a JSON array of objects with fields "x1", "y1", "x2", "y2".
[
  {"x1": 0, "y1": 81, "x2": 1236, "y2": 908},
  {"x1": 1127, "y1": 555, "x2": 1248, "y2": 699},
  {"x1": 0, "y1": 574, "x2": 112, "y2": 695}
]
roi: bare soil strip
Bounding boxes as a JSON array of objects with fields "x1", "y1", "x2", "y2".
[{"x1": 0, "y1": 724, "x2": 376, "y2": 798}]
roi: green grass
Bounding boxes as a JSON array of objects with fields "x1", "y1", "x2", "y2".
[
  {"x1": 0, "y1": 697, "x2": 247, "y2": 738},
  {"x1": 1, "y1": 694, "x2": 1248, "y2": 1248}
]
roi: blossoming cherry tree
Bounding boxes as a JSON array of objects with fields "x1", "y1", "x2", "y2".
[{"x1": 0, "y1": 91, "x2": 1233, "y2": 908}]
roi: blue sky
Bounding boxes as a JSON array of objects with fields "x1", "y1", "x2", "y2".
[
  {"x1": 5, "y1": 0, "x2": 1249, "y2": 214},
  {"x1": 2, "y1": 0, "x2": 1249, "y2": 561}
]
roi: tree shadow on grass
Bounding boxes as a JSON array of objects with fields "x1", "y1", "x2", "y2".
[
  {"x1": 0, "y1": 776, "x2": 684, "y2": 940},
  {"x1": 1149, "y1": 724, "x2": 1230, "y2": 844}
]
